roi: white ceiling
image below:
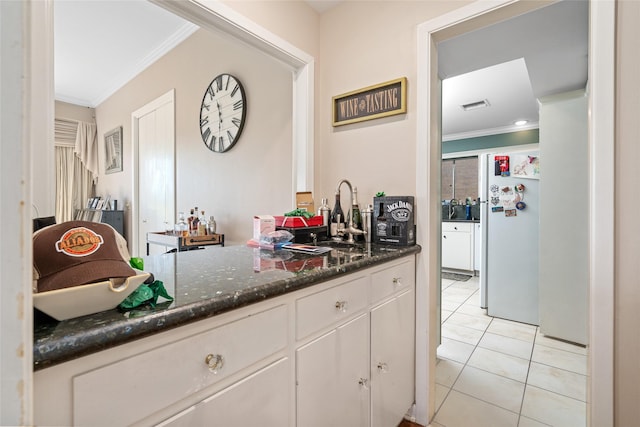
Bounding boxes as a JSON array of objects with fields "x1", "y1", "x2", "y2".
[
  {"x1": 54, "y1": 0, "x2": 196, "y2": 107},
  {"x1": 439, "y1": 0, "x2": 588, "y2": 139},
  {"x1": 54, "y1": 0, "x2": 588, "y2": 140}
]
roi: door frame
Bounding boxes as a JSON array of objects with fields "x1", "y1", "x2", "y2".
[
  {"x1": 131, "y1": 89, "x2": 176, "y2": 256},
  {"x1": 415, "y1": 0, "x2": 615, "y2": 425}
]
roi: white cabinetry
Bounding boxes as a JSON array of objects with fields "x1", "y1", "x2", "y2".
[
  {"x1": 297, "y1": 314, "x2": 370, "y2": 427},
  {"x1": 371, "y1": 289, "x2": 415, "y2": 427},
  {"x1": 157, "y1": 358, "x2": 290, "y2": 427},
  {"x1": 72, "y1": 305, "x2": 289, "y2": 426},
  {"x1": 296, "y1": 259, "x2": 416, "y2": 427},
  {"x1": 474, "y1": 222, "x2": 481, "y2": 273},
  {"x1": 442, "y1": 222, "x2": 474, "y2": 271},
  {"x1": 34, "y1": 256, "x2": 416, "y2": 427}
]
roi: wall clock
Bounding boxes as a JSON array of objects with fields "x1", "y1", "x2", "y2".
[{"x1": 199, "y1": 73, "x2": 247, "y2": 153}]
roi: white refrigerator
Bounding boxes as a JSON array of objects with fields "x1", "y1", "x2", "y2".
[{"x1": 479, "y1": 151, "x2": 540, "y2": 325}]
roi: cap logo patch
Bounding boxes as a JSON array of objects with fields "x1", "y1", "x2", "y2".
[{"x1": 55, "y1": 227, "x2": 104, "y2": 257}]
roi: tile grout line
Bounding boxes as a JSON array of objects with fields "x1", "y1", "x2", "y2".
[
  {"x1": 435, "y1": 282, "x2": 498, "y2": 421},
  {"x1": 440, "y1": 280, "x2": 535, "y2": 424},
  {"x1": 515, "y1": 325, "x2": 538, "y2": 426},
  {"x1": 434, "y1": 280, "x2": 477, "y2": 421},
  {"x1": 438, "y1": 279, "x2": 586, "y2": 426}
]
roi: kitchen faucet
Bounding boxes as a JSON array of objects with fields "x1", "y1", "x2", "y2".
[
  {"x1": 448, "y1": 204, "x2": 455, "y2": 220},
  {"x1": 335, "y1": 179, "x2": 365, "y2": 244}
]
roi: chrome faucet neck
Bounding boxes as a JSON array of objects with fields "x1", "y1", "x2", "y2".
[{"x1": 334, "y1": 179, "x2": 364, "y2": 243}]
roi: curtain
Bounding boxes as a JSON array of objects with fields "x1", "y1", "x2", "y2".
[
  {"x1": 54, "y1": 119, "x2": 97, "y2": 222},
  {"x1": 55, "y1": 146, "x2": 73, "y2": 222},
  {"x1": 75, "y1": 121, "x2": 99, "y2": 183}
]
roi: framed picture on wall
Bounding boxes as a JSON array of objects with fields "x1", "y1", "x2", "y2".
[{"x1": 105, "y1": 126, "x2": 123, "y2": 174}]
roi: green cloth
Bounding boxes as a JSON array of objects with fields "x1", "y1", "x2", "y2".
[
  {"x1": 119, "y1": 280, "x2": 173, "y2": 310},
  {"x1": 130, "y1": 257, "x2": 144, "y2": 270}
]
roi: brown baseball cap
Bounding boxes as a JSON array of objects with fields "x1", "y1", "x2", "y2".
[{"x1": 33, "y1": 221, "x2": 136, "y2": 293}]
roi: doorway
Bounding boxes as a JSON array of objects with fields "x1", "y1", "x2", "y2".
[
  {"x1": 415, "y1": 1, "x2": 615, "y2": 426},
  {"x1": 131, "y1": 90, "x2": 176, "y2": 257}
]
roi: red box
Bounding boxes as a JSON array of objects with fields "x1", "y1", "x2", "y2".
[{"x1": 273, "y1": 215, "x2": 323, "y2": 228}]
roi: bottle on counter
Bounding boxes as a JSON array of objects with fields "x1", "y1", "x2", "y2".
[
  {"x1": 330, "y1": 191, "x2": 345, "y2": 238},
  {"x1": 362, "y1": 204, "x2": 373, "y2": 243},
  {"x1": 207, "y1": 215, "x2": 217, "y2": 235},
  {"x1": 198, "y1": 210, "x2": 207, "y2": 236},
  {"x1": 187, "y1": 209, "x2": 196, "y2": 235},
  {"x1": 192, "y1": 207, "x2": 200, "y2": 235},
  {"x1": 351, "y1": 187, "x2": 363, "y2": 241},
  {"x1": 176, "y1": 212, "x2": 188, "y2": 237},
  {"x1": 376, "y1": 201, "x2": 387, "y2": 239},
  {"x1": 317, "y1": 198, "x2": 331, "y2": 240}
]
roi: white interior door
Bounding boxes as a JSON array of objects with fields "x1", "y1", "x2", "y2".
[{"x1": 133, "y1": 90, "x2": 175, "y2": 257}]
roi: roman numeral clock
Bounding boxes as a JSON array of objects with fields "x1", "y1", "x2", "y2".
[{"x1": 199, "y1": 73, "x2": 247, "y2": 153}]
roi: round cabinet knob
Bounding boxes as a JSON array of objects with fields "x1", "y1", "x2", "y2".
[
  {"x1": 358, "y1": 378, "x2": 369, "y2": 390},
  {"x1": 392, "y1": 277, "x2": 401, "y2": 287},
  {"x1": 377, "y1": 362, "x2": 389, "y2": 373},
  {"x1": 335, "y1": 300, "x2": 348, "y2": 313},
  {"x1": 205, "y1": 353, "x2": 224, "y2": 374}
]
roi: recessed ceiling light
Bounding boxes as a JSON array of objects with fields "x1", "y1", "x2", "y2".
[
  {"x1": 460, "y1": 99, "x2": 490, "y2": 111},
  {"x1": 514, "y1": 120, "x2": 528, "y2": 126}
]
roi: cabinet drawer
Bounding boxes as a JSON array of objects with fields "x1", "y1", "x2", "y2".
[
  {"x1": 296, "y1": 276, "x2": 368, "y2": 340},
  {"x1": 442, "y1": 222, "x2": 472, "y2": 232},
  {"x1": 156, "y1": 358, "x2": 290, "y2": 427},
  {"x1": 371, "y1": 259, "x2": 415, "y2": 304},
  {"x1": 73, "y1": 305, "x2": 288, "y2": 426}
]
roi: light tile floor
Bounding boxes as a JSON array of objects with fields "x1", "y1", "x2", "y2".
[{"x1": 432, "y1": 276, "x2": 587, "y2": 427}]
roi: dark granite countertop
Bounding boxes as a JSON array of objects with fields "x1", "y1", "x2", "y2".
[{"x1": 33, "y1": 243, "x2": 421, "y2": 371}]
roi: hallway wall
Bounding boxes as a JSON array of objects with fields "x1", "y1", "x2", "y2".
[{"x1": 614, "y1": 0, "x2": 640, "y2": 424}]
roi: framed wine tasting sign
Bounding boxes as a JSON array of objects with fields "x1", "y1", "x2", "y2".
[{"x1": 332, "y1": 77, "x2": 407, "y2": 127}]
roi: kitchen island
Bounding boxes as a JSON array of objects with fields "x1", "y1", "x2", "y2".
[{"x1": 34, "y1": 242, "x2": 420, "y2": 426}]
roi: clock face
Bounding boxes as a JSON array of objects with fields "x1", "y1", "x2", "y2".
[{"x1": 199, "y1": 73, "x2": 246, "y2": 153}]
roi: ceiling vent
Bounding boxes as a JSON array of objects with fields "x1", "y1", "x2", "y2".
[{"x1": 461, "y1": 99, "x2": 490, "y2": 111}]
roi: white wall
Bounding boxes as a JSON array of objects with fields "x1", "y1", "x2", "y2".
[
  {"x1": 315, "y1": 1, "x2": 468, "y2": 209},
  {"x1": 615, "y1": 0, "x2": 640, "y2": 422},
  {"x1": 94, "y1": 29, "x2": 293, "y2": 246},
  {"x1": 55, "y1": 101, "x2": 95, "y2": 123},
  {"x1": 538, "y1": 90, "x2": 588, "y2": 345}
]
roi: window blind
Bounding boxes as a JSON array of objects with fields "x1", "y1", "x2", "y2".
[{"x1": 54, "y1": 118, "x2": 78, "y2": 146}]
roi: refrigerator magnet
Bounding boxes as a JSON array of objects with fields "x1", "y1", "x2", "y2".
[
  {"x1": 494, "y1": 155, "x2": 510, "y2": 176},
  {"x1": 516, "y1": 201, "x2": 526, "y2": 210},
  {"x1": 492, "y1": 206, "x2": 504, "y2": 213},
  {"x1": 505, "y1": 209, "x2": 517, "y2": 217}
]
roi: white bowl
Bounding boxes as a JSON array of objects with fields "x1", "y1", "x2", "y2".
[{"x1": 33, "y1": 272, "x2": 151, "y2": 320}]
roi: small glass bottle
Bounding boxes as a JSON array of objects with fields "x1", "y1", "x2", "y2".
[
  {"x1": 351, "y1": 187, "x2": 363, "y2": 241},
  {"x1": 176, "y1": 212, "x2": 188, "y2": 237},
  {"x1": 198, "y1": 210, "x2": 207, "y2": 236},
  {"x1": 191, "y1": 207, "x2": 200, "y2": 236},
  {"x1": 330, "y1": 192, "x2": 344, "y2": 238},
  {"x1": 207, "y1": 215, "x2": 217, "y2": 235},
  {"x1": 187, "y1": 209, "x2": 195, "y2": 235}
]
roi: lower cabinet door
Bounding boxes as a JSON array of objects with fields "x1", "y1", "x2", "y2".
[
  {"x1": 371, "y1": 290, "x2": 415, "y2": 427},
  {"x1": 156, "y1": 358, "x2": 290, "y2": 427},
  {"x1": 296, "y1": 313, "x2": 370, "y2": 427},
  {"x1": 442, "y1": 230, "x2": 472, "y2": 270}
]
